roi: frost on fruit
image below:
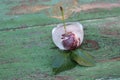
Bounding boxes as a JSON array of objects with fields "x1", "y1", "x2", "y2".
[{"x1": 52, "y1": 22, "x2": 84, "y2": 50}]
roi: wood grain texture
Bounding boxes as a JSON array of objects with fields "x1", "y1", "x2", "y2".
[{"x1": 0, "y1": 0, "x2": 120, "y2": 80}]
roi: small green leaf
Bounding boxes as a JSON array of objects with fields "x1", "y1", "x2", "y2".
[
  {"x1": 52, "y1": 52, "x2": 77, "y2": 74},
  {"x1": 71, "y1": 49, "x2": 95, "y2": 66}
]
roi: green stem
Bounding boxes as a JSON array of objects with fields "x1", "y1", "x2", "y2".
[{"x1": 60, "y1": 6, "x2": 67, "y2": 33}]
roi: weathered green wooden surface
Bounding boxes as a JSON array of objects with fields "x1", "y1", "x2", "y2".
[{"x1": 0, "y1": 0, "x2": 120, "y2": 80}]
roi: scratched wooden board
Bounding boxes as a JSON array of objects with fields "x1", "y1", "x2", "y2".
[
  {"x1": 0, "y1": 0, "x2": 120, "y2": 30},
  {"x1": 0, "y1": 0, "x2": 120, "y2": 80}
]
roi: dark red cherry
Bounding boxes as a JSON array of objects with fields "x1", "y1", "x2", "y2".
[{"x1": 62, "y1": 32, "x2": 79, "y2": 50}]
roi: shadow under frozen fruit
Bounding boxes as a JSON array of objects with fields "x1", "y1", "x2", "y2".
[{"x1": 52, "y1": 22, "x2": 84, "y2": 50}]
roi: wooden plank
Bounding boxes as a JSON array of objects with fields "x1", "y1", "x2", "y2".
[
  {"x1": 0, "y1": 0, "x2": 120, "y2": 29},
  {"x1": 0, "y1": 16, "x2": 120, "y2": 80},
  {"x1": 0, "y1": 0, "x2": 120, "y2": 80}
]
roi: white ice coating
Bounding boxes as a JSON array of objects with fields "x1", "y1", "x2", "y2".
[{"x1": 52, "y1": 22, "x2": 84, "y2": 50}]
